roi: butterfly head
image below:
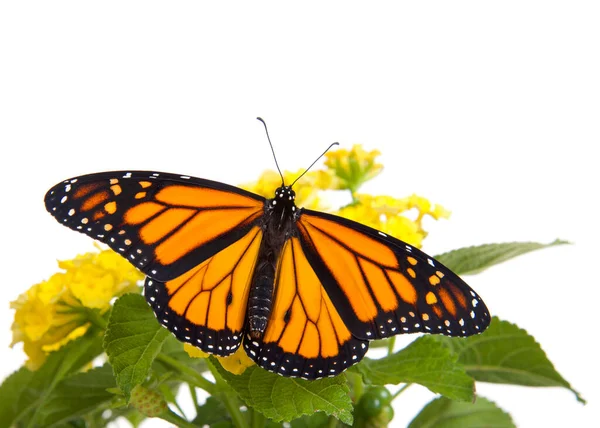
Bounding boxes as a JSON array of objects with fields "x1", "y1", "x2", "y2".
[
  {"x1": 270, "y1": 185, "x2": 297, "y2": 216},
  {"x1": 273, "y1": 185, "x2": 295, "y2": 203}
]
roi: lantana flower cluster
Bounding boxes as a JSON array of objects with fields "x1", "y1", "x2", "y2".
[{"x1": 11, "y1": 248, "x2": 143, "y2": 369}]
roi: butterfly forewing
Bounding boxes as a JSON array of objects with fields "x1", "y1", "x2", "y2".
[
  {"x1": 44, "y1": 171, "x2": 265, "y2": 281},
  {"x1": 296, "y1": 210, "x2": 490, "y2": 341}
]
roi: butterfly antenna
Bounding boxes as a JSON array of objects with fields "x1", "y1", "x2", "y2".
[
  {"x1": 291, "y1": 142, "x2": 339, "y2": 187},
  {"x1": 257, "y1": 117, "x2": 285, "y2": 185}
]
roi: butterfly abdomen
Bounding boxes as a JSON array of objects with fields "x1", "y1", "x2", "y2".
[
  {"x1": 247, "y1": 268, "x2": 274, "y2": 339},
  {"x1": 247, "y1": 191, "x2": 297, "y2": 339},
  {"x1": 247, "y1": 226, "x2": 287, "y2": 339}
]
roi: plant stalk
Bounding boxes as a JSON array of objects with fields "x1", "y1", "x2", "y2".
[
  {"x1": 160, "y1": 409, "x2": 198, "y2": 428},
  {"x1": 206, "y1": 359, "x2": 247, "y2": 428},
  {"x1": 391, "y1": 383, "x2": 412, "y2": 401},
  {"x1": 155, "y1": 353, "x2": 217, "y2": 395}
]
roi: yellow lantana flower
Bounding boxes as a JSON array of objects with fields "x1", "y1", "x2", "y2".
[
  {"x1": 324, "y1": 144, "x2": 383, "y2": 194},
  {"x1": 11, "y1": 248, "x2": 143, "y2": 369},
  {"x1": 11, "y1": 274, "x2": 88, "y2": 370},
  {"x1": 216, "y1": 346, "x2": 255, "y2": 375},
  {"x1": 430, "y1": 203, "x2": 452, "y2": 220},
  {"x1": 183, "y1": 343, "x2": 209, "y2": 359},
  {"x1": 337, "y1": 193, "x2": 450, "y2": 248},
  {"x1": 58, "y1": 249, "x2": 143, "y2": 310},
  {"x1": 184, "y1": 343, "x2": 255, "y2": 375}
]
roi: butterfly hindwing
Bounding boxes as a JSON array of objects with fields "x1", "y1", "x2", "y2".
[
  {"x1": 244, "y1": 236, "x2": 369, "y2": 379},
  {"x1": 145, "y1": 225, "x2": 263, "y2": 355},
  {"x1": 296, "y1": 210, "x2": 491, "y2": 341},
  {"x1": 44, "y1": 171, "x2": 266, "y2": 281}
]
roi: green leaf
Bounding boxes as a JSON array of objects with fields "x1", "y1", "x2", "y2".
[
  {"x1": 289, "y1": 412, "x2": 332, "y2": 427},
  {"x1": 356, "y1": 336, "x2": 474, "y2": 402},
  {"x1": 39, "y1": 364, "x2": 116, "y2": 426},
  {"x1": 438, "y1": 317, "x2": 585, "y2": 403},
  {"x1": 215, "y1": 362, "x2": 353, "y2": 425},
  {"x1": 192, "y1": 396, "x2": 234, "y2": 428},
  {"x1": 409, "y1": 396, "x2": 515, "y2": 428},
  {"x1": 104, "y1": 293, "x2": 170, "y2": 400},
  {"x1": 152, "y1": 335, "x2": 207, "y2": 379},
  {"x1": 435, "y1": 240, "x2": 569, "y2": 276},
  {"x1": 123, "y1": 409, "x2": 147, "y2": 428},
  {"x1": 0, "y1": 368, "x2": 34, "y2": 426},
  {"x1": 367, "y1": 338, "x2": 392, "y2": 349},
  {"x1": 264, "y1": 412, "x2": 333, "y2": 428},
  {"x1": 0, "y1": 331, "x2": 104, "y2": 427}
]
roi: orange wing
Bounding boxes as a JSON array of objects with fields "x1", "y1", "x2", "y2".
[
  {"x1": 244, "y1": 237, "x2": 368, "y2": 379},
  {"x1": 296, "y1": 210, "x2": 490, "y2": 341},
  {"x1": 146, "y1": 225, "x2": 263, "y2": 355},
  {"x1": 45, "y1": 171, "x2": 265, "y2": 281}
]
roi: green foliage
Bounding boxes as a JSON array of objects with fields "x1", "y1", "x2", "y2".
[
  {"x1": 0, "y1": 330, "x2": 104, "y2": 427},
  {"x1": 355, "y1": 386, "x2": 392, "y2": 418},
  {"x1": 129, "y1": 384, "x2": 169, "y2": 417},
  {"x1": 2, "y1": 240, "x2": 583, "y2": 427},
  {"x1": 287, "y1": 412, "x2": 332, "y2": 427},
  {"x1": 435, "y1": 240, "x2": 569, "y2": 275},
  {"x1": 193, "y1": 396, "x2": 233, "y2": 427},
  {"x1": 354, "y1": 385, "x2": 395, "y2": 427},
  {"x1": 437, "y1": 317, "x2": 585, "y2": 403},
  {"x1": 356, "y1": 336, "x2": 474, "y2": 402},
  {"x1": 409, "y1": 396, "x2": 515, "y2": 428},
  {"x1": 38, "y1": 364, "x2": 116, "y2": 426},
  {"x1": 215, "y1": 362, "x2": 354, "y2": 425},
  {"x1": 103, "y1": 293, "x2": 170, "y2": 401}
]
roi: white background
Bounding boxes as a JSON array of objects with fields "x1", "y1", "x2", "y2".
[{"x1": 1, "y1": 2, "x2": 599, "y2": 427}]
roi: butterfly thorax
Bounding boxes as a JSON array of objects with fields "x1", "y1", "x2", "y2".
[{"x1": 247, "y1": 185, "x2": 299, "y2": 339}]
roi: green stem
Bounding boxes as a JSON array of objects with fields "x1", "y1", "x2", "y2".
[
  {"x1": 84, "y1": 307, "x2": 108, "y2": 330},
  {"x1": 346, "y1": 371, "x2": 364, "y2": 402},
  {"x1": 250, "y1": 408, "x2": 266, "y2": 428},
  {"x1": 327, "y1": 415, "x2": 338, "y2": 428},
  {"x1": 391, "y1": 383, "x2": 411, "y2": 401},
  {"x1": 189, "y1": 383, "x2": 200, "y2": 413},
  {"x1": 220, "y1": 393, "x2": 247, "y2": 428},
  {"x1": 169, "y1": 392, "x2": 187, "y2": 420},
  {"x1": 160, "y1": 409, "x2": 198, "y2": 428},
  {"x1": 207, "y1": 359, "x2": 247, "y2": 428},
  {"x1": 386, "y1": 336, "x2": 396, "y2": 356},
  {"x1": 155, "y1": 354, "x2": 217, "y2": 395}
]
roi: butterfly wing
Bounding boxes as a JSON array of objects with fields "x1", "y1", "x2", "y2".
[
  {"x1": 146, "y1": 226, "x2": 263, "y2": 355},
  {"x1": 45, "y1": 170, "x2": 490, "y2": 378},
  {"x1": 45, "y1": 171, "x2": 266, "y2": 281},
  {"x1": 295, "y1": 209, "x2": 491, "y2": 341},
  {"x1": 244, "y1": 236, "x2": 369, "y2": 379}
]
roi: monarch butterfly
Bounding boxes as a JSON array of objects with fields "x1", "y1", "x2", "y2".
[{"x1": 44, "y1": 122, "x2": 490, "y2": 380}]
